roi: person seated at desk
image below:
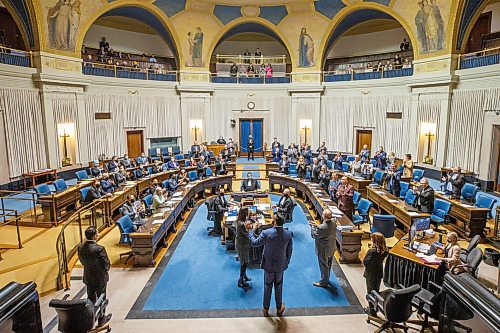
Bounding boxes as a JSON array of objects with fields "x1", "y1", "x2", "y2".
[
  {"x1": 350, "y1": 155, "x2": 362, "y2": 177},
  {"x1": 443, "y1": 166, "x2": 465, "y2": 199},
  {"x1": 333, "y1": 152, "x2": 343, "y2": 171},
  {"x1": 177, "y1": 169, "x2": 189, "y2": 186},
  {"x1": 287, "y1": 143, "x2": 298, "y2": 164},
  {"x1": 211, "y1": 187, "x2": 228, "y2": 236},
  {"x1": 136, "y1": 152, "x2": 149, "y2": 165},
  {"x1": 220, "y1": 145, "x2": 230, "y2": 162},
  {"x1": 437, "y1": 231, "x2": 463, "y2": 275},
  {"x1": 200, "y1": 145, "x2": 211, "y2": 164},
  {"x1": 187, "y1": 157, "x2": 197, "y2": 167},
  {"x1": 386, "y1": 163, "x2": 402, "y2": 197},
  {"x1": 271, "y1": 142, "x2": 282, "y2": 163},
  {"x1": 241, "y1": 172, "x2": 260, "y2": 192},
  {"x1": 121, "y1": 154, "x2": 133, "y2": 168},
  {"x1": 373, "y1": 146, "x2": 387, "y2": 169},
  {"x1": 336, "y1": 176, "x2": 354, "y2": 221},
  {"x1": 317, "y1": 150, "x2": 328, "y2": 167},
  {"x1": 329, "y1": 172, "x2": 341, "y2": 203},
  {"x1": 126, "y1": 169, "x2": 136, "y2": 181},
  {"x1": 359, "y1": 145, "x2": 370, "y2": 163},
  {"x1": 317, "y1": 165, "x2": 330, "y2": 191},
  {"x1": 84, "y1": 179, "x2": 112, "y2": 203},
  {"x1": 90, "y1": 160, "x2": 102, "y2": 178},
  {"x1": 100, "y1": 173, "x2": 117, "y2": 194},
  {"x1": 197, "y1": 155, "x2": 209, "y2": 179},
  {"x1": 403, "y1": 153, "x2": 414, "y2": 178},
  {"x1": 136, "y1": 164, "x2": 149, "y2": 179},
  {"x1": 363, "y1": 232, "x2": 388, "y2": 315},
  {"x1": 107, "y1": 156, "x2": 120, "y2": 173},
  {"x1": 361, "y1": 161, "x2": 373, "y2": 180},
  {"x1": 215, "y1": 153, "x2": 227, "y2": 175},
  {"x1": 217, "y1": 136, "x2": 226, "y2": 144},
  {"x1": 121, "y1": 194, "x2": 146, "y2": 222},
  {"x1": 412, "y1": 177, "x2": 434, "y2": 213},
  {"x1": 167, "y1": 155, "x2": 180, "y2": 170},
  {"x1": 227, "y1": 138, "x2": 235, "y2": 156},
  {"x1": 114, "y1": 165, "x2": 128, "y2": 185},
  {"x1": 297, "y1": 156, "x2": 307, "y2": 179},
  {"x1": 278, "y1": 154, "x2": 289, "y2": 174},
  {"x1": 302, "y1": 144, "x2": 313, "y2": 166},
  {"x1": 151, "y1": 160, "x2": 161, "y2": 174},
  {"x1": 316, "y1": 142, "x2": 327, "y2": 154},
  {"x1": 274, "y1": 188, "x2": 294, "y2": 217},
  {"x1": 311, "y1": 158, "x2": 321, "y2": 182},
  {"x1": 152, "y1": 187, "x2": 168, "y2": 212},
  {"x1": 148, "y1": 179, "x2": 160, "y2": 195},
  {"x1": 165, "y1": 173, "x2": 179, "y2": 195},
  {"x1": 191, "y1": 141, "x2": 200, "y2": 158}
]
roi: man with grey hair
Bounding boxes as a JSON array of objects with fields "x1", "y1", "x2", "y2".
[
  {"x1": 309, "y1": 209, "x2": 337, "y2": 287},
  {"x1": 413, "y1": 177, "x2": 434, "y2": 213}
]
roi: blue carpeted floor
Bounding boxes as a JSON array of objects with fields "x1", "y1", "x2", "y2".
[
  {"x1": 142, "y1": 194, "x2": 353, "y2": 314},
  {"x1": 236, "y1": 157, "x2": 266, "y2": 164}
]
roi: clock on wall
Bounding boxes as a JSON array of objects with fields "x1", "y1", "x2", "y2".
[{"x1": 247, "y1": 101, "x2": 255, "y2": 110}]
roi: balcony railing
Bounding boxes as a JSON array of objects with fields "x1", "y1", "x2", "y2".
[
  {"x1": 82, "y1": 62, "x2": 178, "y2": 81},
  {"x1": 210, "y1": 73, "x2": 291, "y2": 84},
  {"x1": 0, "y1": 46, "x2": 32, "y2": 67},
  {"x1": 458, "y1": 46, "x2": 500, "y2": 70},
  {"x1": 323, "y1": 67, "x2": 413, "y2": 82},
  {"x1": 215, "y1": 54, "x2": 287, "y2": 65}
]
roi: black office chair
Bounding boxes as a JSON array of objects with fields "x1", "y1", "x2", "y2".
[
  {"x1": 49, "y1": 293, "x2": 111, "y2": 333},
  {"x1": 408, "y1": 281, "x2": 443, "y2": 333},
  {"x1": 366, "y1": 284, "x2": 421, "y2": 333},
  {"x1": 460, "y1": 234, "x2": 480, "y2": 263},
  {"x1": 452, "y1": 247, "x2": 483, "y2": 278}
]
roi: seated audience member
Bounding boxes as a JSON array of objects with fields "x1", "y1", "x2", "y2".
[
  {"x1": 151, "y1": 160, "x2": 161, "y2": 174},
  {"x1": 336, "y1": 176, "x2": 354, "y2": 220},
  {"x1": 359, "y1": 144, "x2": 370, "y2": 163},
  {"x1": 114, "y1": 165, "x2": 128, "y2": 185},
  {"x1": 188, "y1": 157, "x2": 197, "y2": 167},
  {"x1": 287, "y1": 143, "x2": 298, "y2": 163},
  {"x1": 136, "y1": 152, "x2": 149, "y2": 165},
  {"x1": 177, "y1": 169, "x2": 189, "y2": 186},
  {"x1": 100, "y1": 173, "x2": 116, "y2": 194},
  {"x1": 258, "y1": 64, "x2": 266, "y2": 77},
  {"x1": 317, "y1": 150, "x2": 328, "y2": 167},
  {"x1": 247, "y1": 63, "x2": 255, "y2": 77},
  {"x1": 121, "y1": 154, "x2": 133, "y2": 168},
  {"x1": 377, "y1": 61, "x2": 384, "y2": 71},
  {"x1": 366, "y1": 62, "x2": 373, "y2": 71},
  {"x1": 386, "y1": 163, "x2": 402, "y2": 197},
  {"x1": 400, "y1": 38, "x2": 410, "y2": 51},
  {"x1": 164, "y1": 173, "x2": 179, "y2": 194},
  {"x1": 191, "y1": 141, "x2": 200, "y2": 157},
  {"x1": 241, "y1": 172, "x2": 260, "y2": 192},
  {"x1": 364, "y1": 232, "x2": 388, "y2": 316},
  {"x1": 394, "y1": 54, "x2": 402, "y2": 69},
  {"x1": 316, "y1": 142, "x2": 327, "y2": 154},
  {"x1": 84, "y1": 54, "x2": 93, "y2": 66},
  {"x1": 85, "y1": 179, "x2": 112, "y2": 203},
  {"x1": 215, "y1": 153, "x2": 227, "y2": 175},
  {"x1": 272, "y1": 142, "x2": 282, "y2": 163},
  {"x1": 387, "y1": 151, "x2": 396, "y2": 166},
  {"x1": 329, "y1": 172, "x2": 341, "y2": 203},
  {"x1": 149, "y1": 54, "x2": 157, "y2": 63},
  {"x1": 136, "y1": 164, "x2": 149, "y2": 179},
  {"x1": 220, "y1": 145, "x2": 230, "y2": 162},
  {"x1": 350, "y1": 155, "x2": 362, "y2": 177},
  {"x1": 333, "y1": 152, "x2": 344, "y2": 170},
  {"x1": 402, "y1": 58, "x2": 412, "y2": 69},
  {"x1": 317, "y1": 165, "x2": 330, "y2": 192},
  {"x1": 121, "y1": 194, "x2": 146, "y2": 222},
  {"x1": 265, "y1": 63, "x2": 273, "y2": 78},
  {"x1": 402, "y1": 153, "x2": 414, "y2": 178},
  {"x1": 311, "y1": 157, "x2": 321, "y2": 182},
  {"x1": 412, "y1": 177, "x2": 434, "y2": 213},
  {"x1": 437, "y1": 232, "x2": 463, "y2": 274},
  {"x1": 148, "y1": 179, "x2": 160, "y2": 195},
  {"x1": 197, "y1": 155, "x2": 209, "y2": 179},
  {"x1": 167, "y1": 155, "x2": 180, "y2": 170},
  {"x1": 279, "y1": 154, "x2": 289, "y2": 174},
  {"x1": 373, "y1": 146, "x2": 387, "y2": 169},
  {"x1": 89, "y1": 160, "x2": 102, "y2": 177},
  {"x1": 152, "y1": 187, "x2": 168, "y2": 212},
  {"x1": 443, "y1": 166, "x2": 465, "y2": 199},
  {"x1": 230, "y1": 63, "x2": 238, "y2": 77},
  {"x1": 126, "y1": 169, "x2": 136, "y2": 181},
  {"x1": 217, "y1": 136, "x2": 226, "y2": 144},
  {"x1": 297, "y1": 156, "x2": 307, "y2": 179},
  {"x1": 385, "y1": 60, "x2": 393, "y2": 71}
]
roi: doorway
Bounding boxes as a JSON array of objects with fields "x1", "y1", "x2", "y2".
[
  {"x1": 127, "y1": 130, "x2": 144, "y2": 158},
  {"x1": 356, "y1": 129, "x2": 372, "y2": 155},
  {"x1": 239, "y1": 119, "x2": 264, "y2": 157}
]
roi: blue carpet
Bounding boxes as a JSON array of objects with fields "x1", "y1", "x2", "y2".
[
  {"x1": 236, "y1": 157, "x2": 266, "y2": 164},
  {"x1": 239, "y1": 165, "x2": 261, "y2": 170},
  {"x1": 130, "y1": 194, "x2": 361, "y2": 318}
]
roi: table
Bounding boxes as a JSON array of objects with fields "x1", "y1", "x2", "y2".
[
  {"x1": 129, "y1": 175, "x2": 233, "y2": 266},
  {"x1": 22, "y1": 169, "x2": 58, "y2": 190},
  {"x1": 367, "y1": 187, "x2": 430, "y2": 231},
  {"x1": 265, "y1": 162, "x2": 279, "y2": 177},
  {"x1": 269, "y1": 173, "x2": 363, "y2": 263},
  {"x1": 206, "y1": 144, "x2": 225, "y2": 157},
  {"x1": 440, "y1": 167, "x2": 474, "y2": 180},
  {"x1": 104, "y1": 184, "x2": 137, "y2": 220}
]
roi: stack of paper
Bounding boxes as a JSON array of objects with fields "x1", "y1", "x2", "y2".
[
  {"x1": 172, "y1": 192, "x2": 183, "y2": 197},
  {"x1": 336, "y1": 225, "x2": 354, "y2": 231},
  {"x1": 153, "y1": 213, "x2": 164, "y2": 218},
  {"x1": 415, "y1": 253, "x2": 441, "y2": 264},
  {"x1": 407, "y1": 212, "x2": 420, "y2": 216},
  {"x1": 226, "y1": 216, "x2": 237, "y2": 222},
  {"x1": 387, "y1": 199, "x2": 399, "y2": 203},
  {"x1": 153, "y1": 220, "x2": 163, "y2": 225}
]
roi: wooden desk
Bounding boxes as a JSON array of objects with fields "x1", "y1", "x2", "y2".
[
  {"x1": 367, "y1": 187, "x2": 430, "y2": 231},
  {"x1": 104, "y1": 184, "x2": 137, "y2": 219},
  {"x1": 440, "y1": 167, "x2": 474, "y2": 179},
  {"x1": 38, "y1": 182, "x2": 91, "y2": 225},
  {"x1": 338, "y1": 172, "x2": 373, "y2": 198},
  {"x1": 226, "y1": 162, "x2": 236, "y2": 177},
  {"x1": 22, "y1": 169, "x2": 58, "y2": 190},
  {"x1": 269, "y1": 173, "x2": 363, "y2": 263},
  {"x1": 265, "y1": 162, "x2": 279, "y2": 177},
  {"x1": 130, "y1": 175, "x2": 233, "y2": 266},
  {"x1": 207, "y1": 144, "x2": 225, "y2": 157}
]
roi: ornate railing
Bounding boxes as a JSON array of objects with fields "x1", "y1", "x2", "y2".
[
  {"x1": 82, "y1": 62, "x2": 178, "y2": 82},
  {"x1": 323, "y1": 67, "x2": 413, "y2": 82},
  {"x1": 0, "y1": 46, "x2": 32, "y2": 67},
  {"x1": 458, "y1": 46, "x2": 500, "y2": 70}
]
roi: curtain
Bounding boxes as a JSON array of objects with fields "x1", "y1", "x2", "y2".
[
  {"x1": 447, "y1": 88, "x2": 500, "y2": 173},
  {"x1": 416, "y1": 99, "x2": 441, "y2": 162},
  {"x1": 52, "y1": 96, "x2": 80, "y2": 167},
  {"x1": 84, "y1": 94, "x2": 181, "y2": 159},
  {"x1": 0, "y1": 88, "x2": 47, "y2": 178},
  {"x1": 320, "y1": 94, "x2": 412, "y2": 156}
]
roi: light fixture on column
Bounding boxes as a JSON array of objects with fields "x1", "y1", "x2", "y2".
[
  {"x1": 58, "y1": 123, "x2": 74, "y2": 167},
  {"x1": 190, "y1": 119, "x2": 202, "y2": 142},
  {"x1": 421, "y1": 123, "x2": 436, "y2": 165},
  {"x1": 299, "y1": 119, "x2": 312, "y2": 144}
]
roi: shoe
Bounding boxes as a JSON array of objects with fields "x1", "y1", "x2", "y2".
[
  {"x1": 262, "y1": 308, "x2": 270, "y2": 317},
  {"x1": 237, "y1": 278, "x2": 249, "y2": 288},
  {"x1": 244, "y1": 275, "x2": 252, "y2": 282},
  {"x1": 313, "y1": 281, "x2": 327, "y2": 287},
  {"x1": 97, "y1": 313, "x2": 112, "y2": 327},
  {"x1": 277, "y1": 303, "x2": 285, "y2": 317}
]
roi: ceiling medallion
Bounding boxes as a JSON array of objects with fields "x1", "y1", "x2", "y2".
[{"x1": 241, "y1": 5, "x2": 260, "y2": 17}]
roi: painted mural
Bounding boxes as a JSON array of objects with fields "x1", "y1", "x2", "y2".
[
  {"x1": 187, "y1": 27, "x2": 204, "y2": 67},
  {"x1": 415, "y1": 0, "x2": 445, "y2": 53},
  {"x1": 299, "y1": 28, "x2": 314, "y2": 67},
  {"x1": 47, "y1": 0, "x2": 81, "y2": 50}
]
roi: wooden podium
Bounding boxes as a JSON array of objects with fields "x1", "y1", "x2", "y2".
[{"x1": 207, "y1": 144, "x2": 225, "y2": 156}]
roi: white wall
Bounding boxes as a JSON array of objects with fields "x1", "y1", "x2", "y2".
[
  {"x1": 212, "y1": 41, "x2": 289, "y2": 57},
  {"x1": 328, "y1": 27, "x2": 409, "y2": 58},
  {"x1": 83, "y1": 25, "x2": 174, "y2": 57},
  {"x1": 484, "y1": 2, "x2": 500, "y2": 33}
]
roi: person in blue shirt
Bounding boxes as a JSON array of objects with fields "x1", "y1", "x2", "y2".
[
  {"x1": 386, "y1": 163, "x2": 402, "y2": 197},
  {"x1": 100, "y1": 173, "x2": 116, "y2": 194},
  {"x1": 328, "y1": 172, "x2": 341, "y2": 203},
  {"x1": 271, "y1": 142, "x2": 282, "y2": 163},
  {"x1": 374, "y1": 146, "x2": 387, "y2": 169},
  {"x1": 359, "y1": 145, "x2": 370, "y2": 163},
  {"x1": 136, "y1": 152, "x2": 149, "y2": 165},
  {"x1": 333, "y1": 152, "x2": 344, "y2": 170},
  {"x1": 167, "y1": 155, "x2": 180, "y2": 170},
  {"x1": 107, "y1": 156, "x2": 119, "y2": 173},
  {"x1": 164, "y1": 173, "x2": 179, "y2": 194}
]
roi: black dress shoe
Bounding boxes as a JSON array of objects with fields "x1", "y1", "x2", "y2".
[
  {"x1": 244, "y1": 275, "x2": 252, "y2": 282},
  {"x1": 237, "y1": 278, "x2": 249, "y2": 288},
  {"x1": 97, "y1": 313, "x2": 112, "y2": 327}
]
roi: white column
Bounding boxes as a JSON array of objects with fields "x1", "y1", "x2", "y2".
[
  {"x1": 75, "y1": 92, "x2": 88, "y2": 165},
  {"x1": 39, "y1": 90, "x2": 58, "y2": 168}
]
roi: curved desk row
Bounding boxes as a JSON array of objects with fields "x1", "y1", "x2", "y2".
[
  {"x1": 269, "y1": 173, "x2": 363, "y2": 263},
  {"x1": 130, "y1": 175, "x2": 233, "y2": 267}
]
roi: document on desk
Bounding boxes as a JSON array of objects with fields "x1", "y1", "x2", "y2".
[
  {"x1": 153, "y1": 220, "x2": 163, "y2": 225},
  {"x1": 172, "y1": 192, "x2": 183, "y2": 197},
  {"x1": 461, "y1": 203, "x2": 474, "y2": 208},
  {"x1": 376, "y1": 191, "x2": 386, "y2": 195},
  {"x1": 114, "y1": 191, "x2": 124, "y2": 195},
  {"x1": 416, "y1": 253, "x2": 441, "y2": 265},
  {"x1": 255, "y1": 204, "x2": 270, "y2": 211},
  {"x1": 336, "y1": 225, "x2": 354, "y2": 231},
  {"x1": 153, "y1": 213, "x2": 164, "y2": 218},
  {"x1": 407, "y1": 212, "x2": 421, "y2": 216},
  {"x1": 387, "y1": 199, "x2": 399, "y2": 203}
]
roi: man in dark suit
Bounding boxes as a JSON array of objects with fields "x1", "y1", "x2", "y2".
[
  {"x1": 77, "y1": 226, "x2": 112, "y2": 326},
  {"x1": 309, "y1": 209, "x2": 337, "y2": 287},
  {"x1": 249, "y1": 214, "x2": 293, "y2": 317},
  {"x1": 311, "y1": 158, "x2": 321, "y2": 182},
  {"x1": 191, "y1": 141, "x2": 200, "y2": 157},
  {"x1": 121, "y1": 154, "x2": 133, "y2": 168},
  {"x1": 386, "y1": 163, "x2": 402, "y2": 197},
  {"x1": 278, "y1": 154, "x2": 289, "y2": 174},
  {"x1": 271, "y1": 143, "x2": 282, "y2": 163},
  {"x1": 107, "y1": 156, "x2": 119, "y2": 173},
  {"x1": 84, "y1": 179, "x2": 112, "y2": 204},
  {"x1": 374, "y1": 146, "x2": 387, "y2": 169},
  {"x1": 100, "y1": 173, "x2": 116, "y2": 194},
  {"x1": 164, "y1": 173, "x2": 179, "y2": 194},
  {"x1": 196, "y1": 155, "x2": 209, "y2": 179},
  {"x1": 215, "y1": 153, "x2": 227, "y2": 175},
  {"x1": 241, "y1": 172, "x2": 260, "y2": 192},
  {"x1": 211, "y1": 187, "x2": 228, "y2": 235},
  {"x1": 413, "y1": 177, "x2": 434, "y2": 213},
  {"x1": 271, "y1": 137, "x2": 281, "y2": 149},
  {"x1": 247, "y1": 135, "x2": 255, "y2": 161},
  {"x1": 336, "y1": 176, "x2": 354, "y2": 221},
  {"x1": 444, "y1": 166, "x2": 465, "y2": 199},
  {"x1": 275, "y1": 188, "x2": 294, "y2": 218},
  {"x1": 166, "y1": 155, "x2": 180, "y2": 170},
  {"x1": 136, "y1": 152, "x2": 149, "y2": 165}
]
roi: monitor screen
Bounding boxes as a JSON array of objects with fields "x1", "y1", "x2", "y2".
[
  {"x1": 414, "y1": 217, "x2": 431, "y2": 231},
  {"x1": 248, "y1": 206, "x2": 257, "y2": 214}
]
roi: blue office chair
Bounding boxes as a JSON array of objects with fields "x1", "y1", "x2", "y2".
[
  {"x1": 371, "y1": 214, "x2": 396, "y2": 238},
  {"x1": 75, "y1": 170, "x2": 89, "y2": 181},
  {"x1": 173, "y1": 146, "x2": 181, "y2": 155},
  {"x1": 326, "y1": 160, "x2": 333, "y2": 169},
  {"x1": 346, "y1": 155, "x2": 355, "y2": 163},
  {"x1": 147, "y1": 167, "x2": 153, "y2": 175},
  {"x1": 397, "y1": 164, "x2": 404, "y2": 172},
  {"x1": 209, "y1": 151, "x2": 215, "y2": 159},
  {"x1": 188, "y1": 170, "x2": 198, "y2": 181},
  {"x1": 80, "y1": 187, "x2": 91, "y2": 205},
  {"x1": 475, "y1": 193, "x2": 497, "y2": 218},
  {"x1": 184, "y1": 160, "x2": 190, "y2": 167},
  {"x1": 160, "y1": 147, "x2": 170, "y2": 160},
  {"x1": 116, "y1": 215, "x2": 135, "y2": 244},
  {"x1": 404, "y1": 190, "x2": 417, "y2": 206},
  {"x1": 353, "y1": 191, "x2": 361, "y2": 210},
  {"x1": 399, "y1": 181, "x2": 409, "y2": 199},
  {"x1": 148, "y1": 148, "x2": 161, "y2": 162},
  {"x1": 142, "y1": 194, "x2": 153, "y2": 210},
  {"x1": 206, "y1": 167, "x2": 213, "y2": 177},
  {"x1": 288, "y1": 163, "x2": 297, "y2": 176},
  {"x1": 161, "y1": 180, "x2": 168, "y2": 189},
  {"x1": 342, "y1": 162, "x2": 349, "y2": 172},
  {"x1": 305, "y1": 169, "x2": 311, "y2": 180},
  {"x1": 34, "y1": 184, "x2": 52, "y2": 203},
  {"x1": 431, "y1": 199, "x2": 452, "y2": 228},
  {"x1": 412, "y1": 169, "x2": 425, "y2": 182},
  {"x1": 161, "y1": 163, "x2": 169, "y2": 172},
  {"x1": 134, "y1": 169, "x2": 143, "y2": 179},
  {"x1": 175, "y1": 153, "x2": 184, "y2": 161},
  {"x1": 461, "y1": 183, "x2": 479, "y2": 203},
  {"x1": 53, "y1": 179, "x2": 68, "y2": 192},
  {"x1": 370, "y1": 159, "x2": 377, "y2": 167},
  {"x1": 352, "y1": 198, "x2": 373, "y2": 228},
  {"x1": 373, "y1": 170, "x2": 385, "y2": 185}
]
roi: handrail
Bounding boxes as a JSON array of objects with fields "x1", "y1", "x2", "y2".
[
  {"x1": 0, "y1": 45, "x2": 32, "y2": 67},
  {"x1": 210, "y1": 72, "x2": 291, "y2": 84},
  {"x1": 322, "y1": 66, "x2": 413, "y2": 81},
  {"x1": 82, "y1": 61, "x2": 178, "y2": 81},
  {"x1": 215, "y1": 54, "x2": 288, "y2": 64},
  {"x1": 458, "y1": 46, "x2": 500, "y2": 69},
  {"x1": 0, "y1": 208, "x2": 22, "y2": 257}
]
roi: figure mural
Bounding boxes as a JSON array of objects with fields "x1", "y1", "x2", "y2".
[
  {"x1": 415, "y1": 0, "x2": 445, "y2": 54},
  {"x1": 47, "y1": 0, "x2": 81, "y2": 51},
  {"x1": 299, "y1": 28, "x2": 314, "y2": 67},
  {"x1": 187, "y1": 27, "x2": 204, "y2": 67}
]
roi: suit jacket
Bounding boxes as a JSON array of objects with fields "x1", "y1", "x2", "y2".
[
  {"x1": 214, "y1": 194, "x2": 228, "y2": 216},
  {"x1": 336, "y1": 184, "x2": 354, "y2": 211},
  {"x1": 100, "y1": 179, "x2": 116, "y2": 193},
  {"x1": 311, "y1": 163, "x2": 321, "y2": 182},
  {"x1": 311, "y1": 219, "x2": 337, "y2": 258},
  {"x1": 386, "y1": 170, "x2": 402, "y2": 194},
  {"x1": 235, "y1": 219, "x2": 251, "y2": 254},
  {"x1": 121, "y1": 158, "x2": 132, "y2": 168},
  {"x1": 417, "y1": 186, "x2": 434, "y2": 213},
  {"x1": 114, "y1": 172, "x2": 127, "y2": 185},
  {"x1": 318, "y1": 172, "x2": 330, "y2": 192},
  {"x1": 363, "y1": 249, "x2": 387, "y2": 279},
  {"x1": 247, "y1": 139, "x2": 254, "y2": 151},
  {"x1": 287, "y1": 147, "x2": 298, "y2": 163},
  {"x1": 449, "y1": 174, "x2": 465, "y2": 198},
  {"x1": 136, "y1": 156, "x2": 148, "y2": 165},
  {"x1": 249, "y1": 226, "x2": 293, "y2": 272},
  {"x1": 241, "y1": 179, "x2": 259, "y2": 191},
  {"x1": 279, "y1": 159, "x2": 289, "y2": 173},
  {"x1": 200, "y1": 150, "x2": 210, "y2": 163},
  {"x1": 303, "y1": 149, "x2": 313, "y2": 165},
  {"x1": 167, "y1": 161, "x2": 180, "y2": 170},
  {"x1": 272, "y1": 147, "x2": 282, "y2": 162},
  {"x1": 165, "y1": 178, "x2": 178, "y2": 193},
  {"x1": 375, "y1": 151, "x2": 387, "y2": 169},
  {"x1": 197, "y1": 161, "x2": 207, "y2": 178},
  {"x1": 277, "y1": 195, "x2": 294, "y2": 215},
  {"x1": 77, "y1": 240, "x2": 110, "y2": 286},
  {"x1": 360, "y1": 149, "x2": 370, "y2": 163},
  {"x1": 107, "y1": 161, "x2": 119, "y2": 173},
  {"x1": 85, "y1": 185, "x2": 106, "y2": 203},
  {"x1": 89, "y1": 166, "x2": 101, "y2": 177}
]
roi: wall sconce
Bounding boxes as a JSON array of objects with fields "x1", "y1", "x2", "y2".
[
  {"x1": 299, "y1": 119, "x2": 312, "y2": 144},
  {"x1": 421, "y1": 122, "x2": 436, "y2": 165},
  {"x1": 57, "y1": 123, "x2": 74, "y2": 167},
  {"x1": 190, "y1": 119, "x2": 203, "y2": 142}
]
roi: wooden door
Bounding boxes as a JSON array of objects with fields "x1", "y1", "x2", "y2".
[
  {"x1": 127, "y1": 130, "x2": 144, "y2": 158},
  {"x1": 356, "y1": 130, "x2": 372, "y2": 154},
  {"x1": 466, "y1": 12, "x2": 492, "y2": 53}
]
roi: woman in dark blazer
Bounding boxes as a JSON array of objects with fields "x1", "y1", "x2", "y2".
[
  {"x1": 364, "y1": 232, "x2": 388, "y2": 315},
  {"x1": 235, "y1": 207, "x2": 251, "y2": 288}
]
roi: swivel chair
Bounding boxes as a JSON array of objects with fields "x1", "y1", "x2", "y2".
[
  {"x1": 353, "y1": 191, "x2": 361, "y2": 210},
  {"x1": 412, "y1": 169, "x2": 425, "y2": 182},
  {"x1": 475, "y1": 193, "x2": 497, "y2": 218},
  {"x1": 116, "y1": 214, "x2": 135, "y2": 263},
  {"x1": 409, "y1": 281, "x2": 443, "y2": 333},
  {"x1": 404, "y1": 190, "x2": 417, "y2": 206},
  {"x1": 460, "y1": 234, "x2": 481, "y2": 263},
  {"x1": 399, "y1": 181, "x2": 409, "y2": 200},
  {"x1": 461, "y1": 183, "x2": 479, "y2": 203},
  {"x1": 352, "y1": 198, "x2": 373, "y2": 228},
  {"x1": 452, "y1": 247, "x2": 483, "y2": 278},
  {"x1": 53, "y1": 179, "x2": 68, "y2": 192},
  {"x1": 205, "y1": 198, "x2": 217, "y2": 235},
  {"x1": 288, "y1": 163, "x2": 297, "y2": 176},
  {"x1": 148, "y1": 148, "x2": 161, "y2": 162},
  {"x1": 76, "y1": 170, "x2": 90, "y2": 181},
  {"x1": 372, "y1": 170, "x2": 385, "y2": 186},
  {"x1": 430, "y1": 199, "x2": 452, "y2": 232},
  {"x1": 371, "y1": 214, "x2": 396, "y2": 238}
]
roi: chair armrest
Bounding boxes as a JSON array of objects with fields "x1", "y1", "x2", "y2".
[
  {"x1": 414, "y1": 294, "x2": 434, "y2": 307},
  {"x1": 451, "y1": 264, "x2": 472, "y2": 274},
  {"x1": 371, "y1": 290, "x2": 385, "y2": 303},
  {"x1": 62, "y1": 294, "x2": 70, "y2": 300},
  {"x1": 428, "y1": 281, "x2": 442, "y2": 292},
  {"x1": 94, "y1": 293, "x2": 105, "y2": 308}
]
